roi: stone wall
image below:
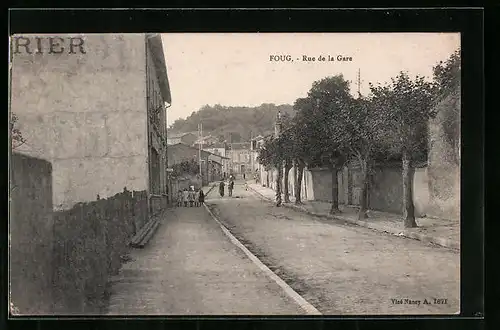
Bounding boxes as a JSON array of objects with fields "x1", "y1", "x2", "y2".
[
  {"x1": 260, "y1": 161, "x2": 431, "y2": 217},
  {"x1": 10, "y1": 34, "x2": 149, "y2": 210},
  {"x1": 51, "y1": 188, "x2": 148, "y2": 314},
  {"x1": 10, "y1": 153, "x2": 54, "y2": 314}
]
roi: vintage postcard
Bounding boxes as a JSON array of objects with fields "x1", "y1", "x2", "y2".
[{"x1": 9, "y1": 32, "x2": 460, "y2": 316}]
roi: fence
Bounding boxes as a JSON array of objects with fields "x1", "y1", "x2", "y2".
[{"x1": 51, "y1": 188, "x2": 148, "y2": 314}]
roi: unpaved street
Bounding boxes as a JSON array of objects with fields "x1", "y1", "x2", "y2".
[{"x1": 206, "y1": 181, "x2": 460, "y2": 315}]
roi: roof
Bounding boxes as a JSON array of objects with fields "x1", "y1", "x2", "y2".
[
  {"x1": 168, "y1": 143, "x2": 207, "y2": 154},
  {"x1": 229, "y1": 142, "x2": 251, "y2": 150},
  {"x1": 205, "y1": 143, "x2": 226, "y2": 149},
  {"x1": 168, "y1": 143, "x2": 231, "y2": 160},
  {"x1": 146, "y1": 34, "x2": 172, "y2": 104},
  {"x1": 168, "y1": 131, "x2": 198, "y2": 139},
  {"x1": 252, "y1": 135, "x2": 265, "y2": 141}
]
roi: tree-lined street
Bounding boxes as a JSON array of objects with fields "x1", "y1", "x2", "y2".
[{"x1": 106, "y1": 181, "x2": 459, "y2": 315}]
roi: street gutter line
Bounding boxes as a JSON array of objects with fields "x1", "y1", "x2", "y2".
[{"x1": 202, "y1": 202, "x2": 322, "y2": 316}]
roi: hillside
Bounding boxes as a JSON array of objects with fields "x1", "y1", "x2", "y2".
[{"x1": 168, "y1": 103, "x2": 294, "y2": 143}]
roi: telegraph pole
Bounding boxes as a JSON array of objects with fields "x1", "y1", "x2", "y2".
[
  {"x1": 250, "y1": 130, "x2": 253, "y2": 178},
  {"x1": 198, "y1": 123, "x2": 203, "y2": 178},
  {"x1": 357, "y1": 68, "x2": 361, "y2": 98}
]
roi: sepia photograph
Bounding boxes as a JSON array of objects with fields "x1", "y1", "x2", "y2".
[{"x1": 9, "y1": 32, "x2": 461, "y2": 316}]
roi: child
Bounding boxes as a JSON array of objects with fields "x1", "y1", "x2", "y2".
[
  {"x1": 177, "y1": 190, "x2": 183, "y2": 207},
  {"x1": 189, "y1": 188, "x2": 194, "y2": 207},
  {"x1": 183, "y1": 189, "x2": 189, "y2": 207}
]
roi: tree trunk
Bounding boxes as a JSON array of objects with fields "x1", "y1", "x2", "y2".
[
  {"x1": 329, "y1": 164, "x2": 340, "y2": 214},
  {"x1": 275, "y1": 163, "x2": 282, "y2": 207},
  {"x1": 402, "y1": 150, "x2": 417, "y2": 228},
  {"x1": 292, "y1": 160, "x2": 298, "y2": 197},
  {"x1": 283, "y1": 161, "x2": 292, "y2": 203},
  {"x1": 295, "y1": 160, "x2": 305, "y2": 205},
  {"x1": 358, "y1": 158, "x2": 369, "y2": 220}
]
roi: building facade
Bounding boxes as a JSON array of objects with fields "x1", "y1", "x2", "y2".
[
  {"x1": 229, "y1": 142, "x2": 252, "y2": 176},
  {"x1": 203, "y1": 144, "x2": 230, "y2": 177},
  {"x1": 10, "y1": 33, "x2": 171, "y2": 210}
]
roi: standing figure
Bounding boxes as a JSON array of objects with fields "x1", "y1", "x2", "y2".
[
  {"x1": 198, "y1": 189, "x2": 205, "y2": 205},
  {"x1": 188, "y1": 188, "x2": 194, "y2": 207},
  {"x1": 228, "y1": 179, "x2": 234, "y2": 197},
  {"x1": 177, "y1": 190, "x2": 183, "y2": 207},
  {"x1": 194, "y1": 189, "x2": 200, "y2": 207},
  {"x1": 183, "y1": 189, "x2": 189, "y2": 207},
  {"x1": 219, "y1": 181, "x2": 225, "y2": 197}
]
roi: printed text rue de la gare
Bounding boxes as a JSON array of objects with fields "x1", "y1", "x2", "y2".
[{"x1": 269, "y1": 54, "x2": 353, "y2": 62}]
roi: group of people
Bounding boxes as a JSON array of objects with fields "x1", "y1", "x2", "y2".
[
  {"x1": 177, "y1": 187, "x2": 205, "y2": 207},
  {"x1": 219, "y1": 175, "x2": 235, "y2": 197}
]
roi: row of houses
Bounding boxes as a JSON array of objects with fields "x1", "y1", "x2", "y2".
[
  {"x1": 254, "y1": 94, "x2": 460, "y2": 221},
  {"x1": 167, "y1": 131, "x2": 259, "y2": 177}
]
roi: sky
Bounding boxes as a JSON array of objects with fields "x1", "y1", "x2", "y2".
[{"x1": 161, "y1": 33, "x2": 460, "y2": 127}]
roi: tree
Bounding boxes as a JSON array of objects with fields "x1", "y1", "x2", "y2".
[
  {"x1": 432, "y1": 49, "x2": 461, "y2": 165},
  {"x1": 303, "y1": 75, "x2": 352, "y2": 214},
  {"x1": 333, "y1": 96, "x2": 386, "y2": 220},
  {"x1": 257, "y1": 136, "x2": 284, "y2": 206},
  {"x1": 275, "y1": 112, "x2": 295, "y2": 203},
  {"x1": 370, "y1": 72, "x2": 435, "y2": 228},
  {"x1": 290, "y1": 97, "x2": 316, "y2": 205},
  {"x1": 433, "y1": 49, "x2": 461, "y2": 99},
  {"x1": 171, "y1": 159, "x2": 200, "y2": 178}
]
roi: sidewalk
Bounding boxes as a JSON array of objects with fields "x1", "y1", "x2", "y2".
[
  {"x1": 202, "y1": 183, "x2": 217, "y2": 196},
  {"x1": 106, "y1": 205, "x2": 304, "y2": 315},
  {"x1": 247, "y1": 183, "x2": 459, "y2": 250}
]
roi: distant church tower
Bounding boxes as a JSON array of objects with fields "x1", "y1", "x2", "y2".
[{"x1": 274, "y1": 110, "x2": 282, "y2": 137}]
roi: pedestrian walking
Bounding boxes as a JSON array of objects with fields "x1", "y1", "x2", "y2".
[
  {"x1": 228, "y1": 180, "x2": 234, "y2": 197},
  {"x1": 219, "y1": 181, "x2": 225, "y2": 197},
  {"x1": 243, "y1": 173, "x2": 246, "y2": 180},
  {"x1": 198, "y1": 189, "x2": 205, "y2": 205}
]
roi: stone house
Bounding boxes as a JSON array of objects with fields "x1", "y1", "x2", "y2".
[
  {"x1": 229, "y1": 142, "x2": 252, "y2": 175},
  {"x1": 10, "y1": 33, "x2": 172, "y2": 211},
  {"x1": 167, "y1": 132, "x2": 198, "y2": 146}
]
